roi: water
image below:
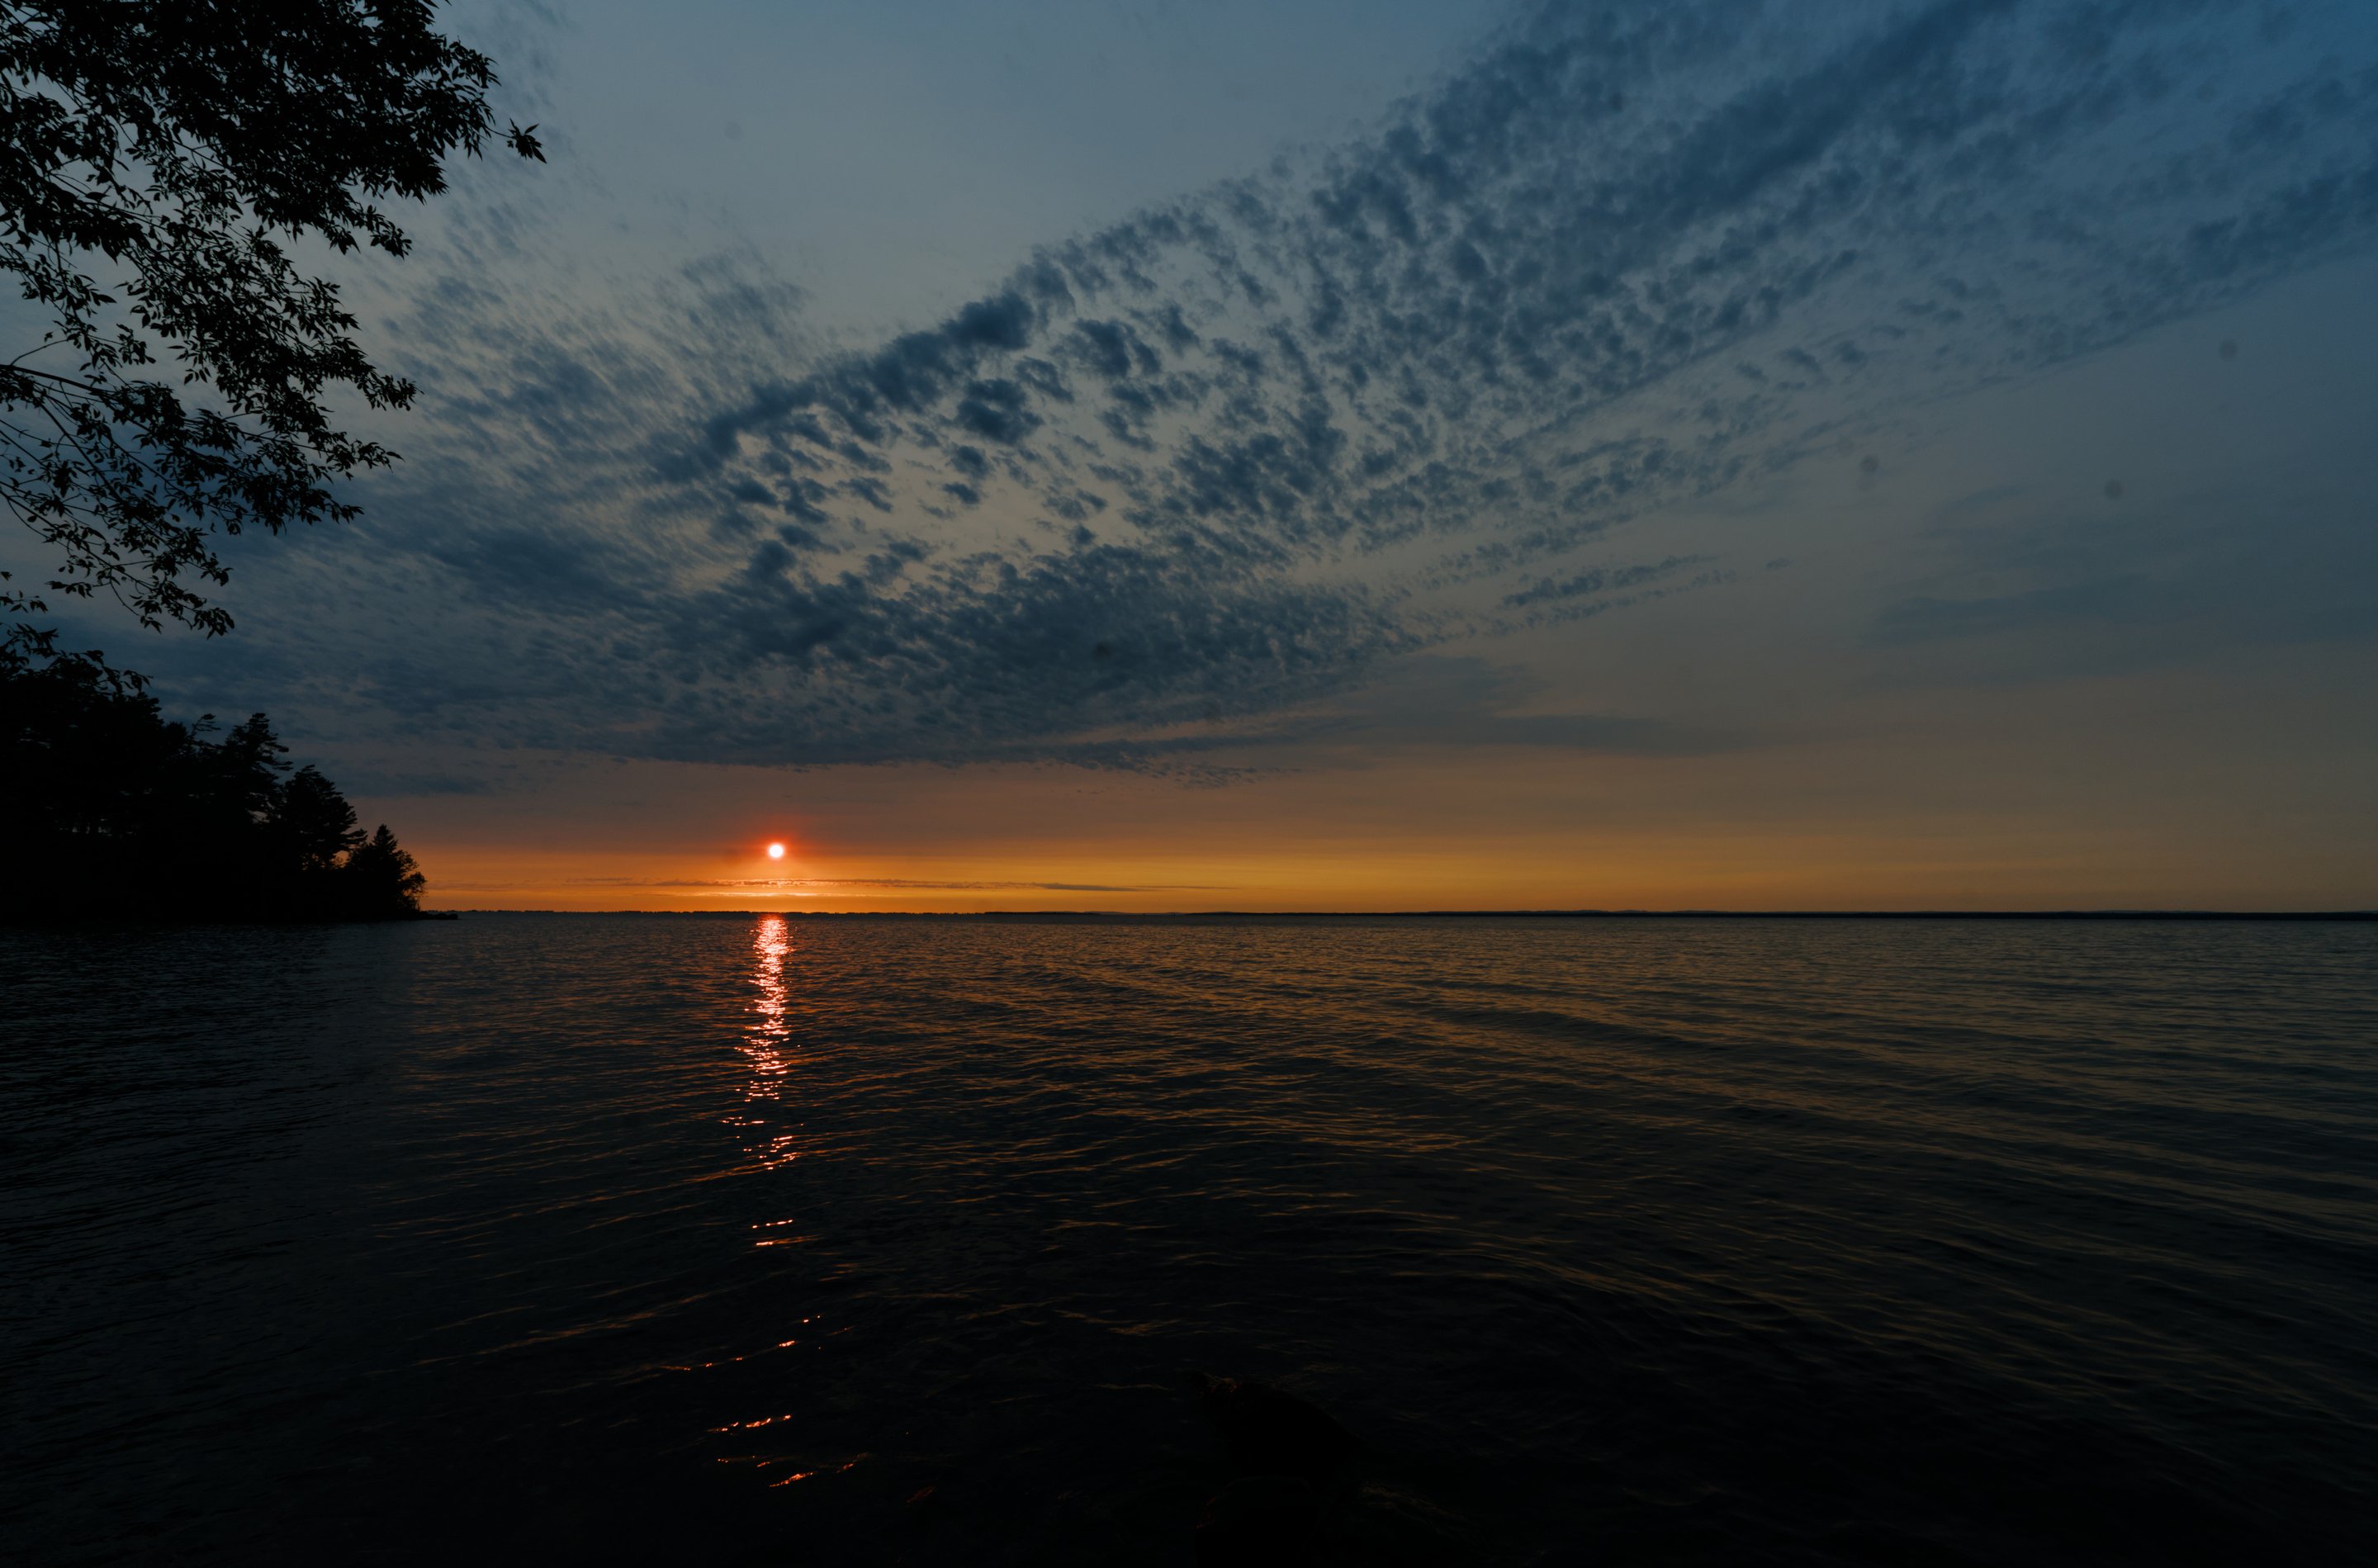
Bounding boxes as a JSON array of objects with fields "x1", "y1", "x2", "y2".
[{"x1": 2, "y1": 915, "x2": 2373, "y2": 1564}]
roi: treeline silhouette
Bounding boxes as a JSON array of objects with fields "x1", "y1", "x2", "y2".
[{"x1": 2, "y1": 648, "x2": 431, "y2": 922}]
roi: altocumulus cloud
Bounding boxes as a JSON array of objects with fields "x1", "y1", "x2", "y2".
[{"x1": 205, "y1": 0, "x2": 2378, "y2": 771}]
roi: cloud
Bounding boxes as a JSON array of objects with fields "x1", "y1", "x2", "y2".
[
  {"x1": 328, "y1": 768, "x2": 496, "y2": 798},
  {"x1": 515, "y1": 877, "x2": 1229, "y2": 894},
  {"x1": 162, "y1": 0, "x2": 2378, "y2": 773},
  {"x1": 1869, "y1": 576, "x2": 2162, "y2": 646},
  {"x1": 1176, "y1": 653, "x2": 1749, "y2": 763}
]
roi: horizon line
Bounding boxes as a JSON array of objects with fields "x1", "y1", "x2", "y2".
[{"x1": 440, "y1": 907, "x2": 2378, "y2": 921}]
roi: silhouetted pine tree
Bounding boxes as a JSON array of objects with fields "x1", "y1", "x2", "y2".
[
  {"x1": 339, "y1": 825, "x2": 426, "y2": 919},
  {"x1": 1, "y1": 646, "x2": 433, "y2": 922}
]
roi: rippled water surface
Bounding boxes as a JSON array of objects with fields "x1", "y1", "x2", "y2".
[{"x1": 3, "y1": 915, "x2": 2374, "y2": 1564}]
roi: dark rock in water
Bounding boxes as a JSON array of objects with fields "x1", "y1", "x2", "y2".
[
  {"x1": 1191, "y1": 1373, "x2": 1360, "y2": 1485},
  {"x1": 1195, "y1": 1475, "x2": 1319, "y2": 1566}
]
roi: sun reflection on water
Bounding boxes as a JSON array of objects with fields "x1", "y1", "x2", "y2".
[{"x1": 732, "y1": 914, "x2": 802, "y2": 1170}]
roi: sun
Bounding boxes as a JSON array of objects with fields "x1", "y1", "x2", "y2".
[{"x1": 765, "y1": 842, "x2": 786, "y2": 860}]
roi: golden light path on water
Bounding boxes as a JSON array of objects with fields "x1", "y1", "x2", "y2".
[
  {"x1": 729, "y1": 913, "x2": 801, "y2": 1172},
  {"x1": 4, "y1": 917, "x2": 2376, "y2": 1558}
]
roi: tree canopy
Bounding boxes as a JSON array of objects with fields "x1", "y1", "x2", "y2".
[
  {"x1": 1, "y1": 639, "x2": 432, "y2": 920},
  {"x1": 1, "y1": 0, "x2": 540, "y2": 664}
]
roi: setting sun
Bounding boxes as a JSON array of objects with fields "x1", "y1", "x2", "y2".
[{"x1": 10, "y1": 4, "x2": 2377, "y2": 1562}]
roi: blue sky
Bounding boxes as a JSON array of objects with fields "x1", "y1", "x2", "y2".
[{"x1": 21, "y1": 0, "x2": 2378, "y2": 907}]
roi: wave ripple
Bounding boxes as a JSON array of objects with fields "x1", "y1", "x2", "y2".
[{"x1": 2, "y1": 915, "x2": 2373, "y2": 1563}]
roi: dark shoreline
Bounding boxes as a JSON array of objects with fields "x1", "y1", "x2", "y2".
[{"x1": 1, "y1": 908, "x2": 459, "y2": 928}]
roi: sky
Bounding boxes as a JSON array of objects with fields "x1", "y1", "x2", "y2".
[{"x1": 21, "y1": 0, "x2": 2378, "y2": 911}]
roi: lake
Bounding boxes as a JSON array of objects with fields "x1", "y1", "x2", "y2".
[{"x1": 2, "y1": 915, "x2": 2373, "y2": 1563}]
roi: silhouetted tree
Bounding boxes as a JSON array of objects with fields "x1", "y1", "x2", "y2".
[
  {"x1": 1, "y1": 640, "x2": 433, "y2": 921},
  {"x1": 1, "y1": 0, "x2": 542, "y2": 669},
  {"x1": 339, "y1": 822, "x2": 426, "y2": 918},
  {"x1": 273, "y1": 765, "x2": 365, "y2": 874}
]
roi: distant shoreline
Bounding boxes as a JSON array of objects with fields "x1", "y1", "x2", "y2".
[
  {"x1": 450, "y1": 908, "x2": 2378, "y2": 921},
  {"x1": 0, "y1": 910, "x2": 461, "y2": 928}
]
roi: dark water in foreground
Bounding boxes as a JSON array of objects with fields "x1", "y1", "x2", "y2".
[{"x1": 2, "y1": 915, "x2": 2374, "y2": 1565}]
